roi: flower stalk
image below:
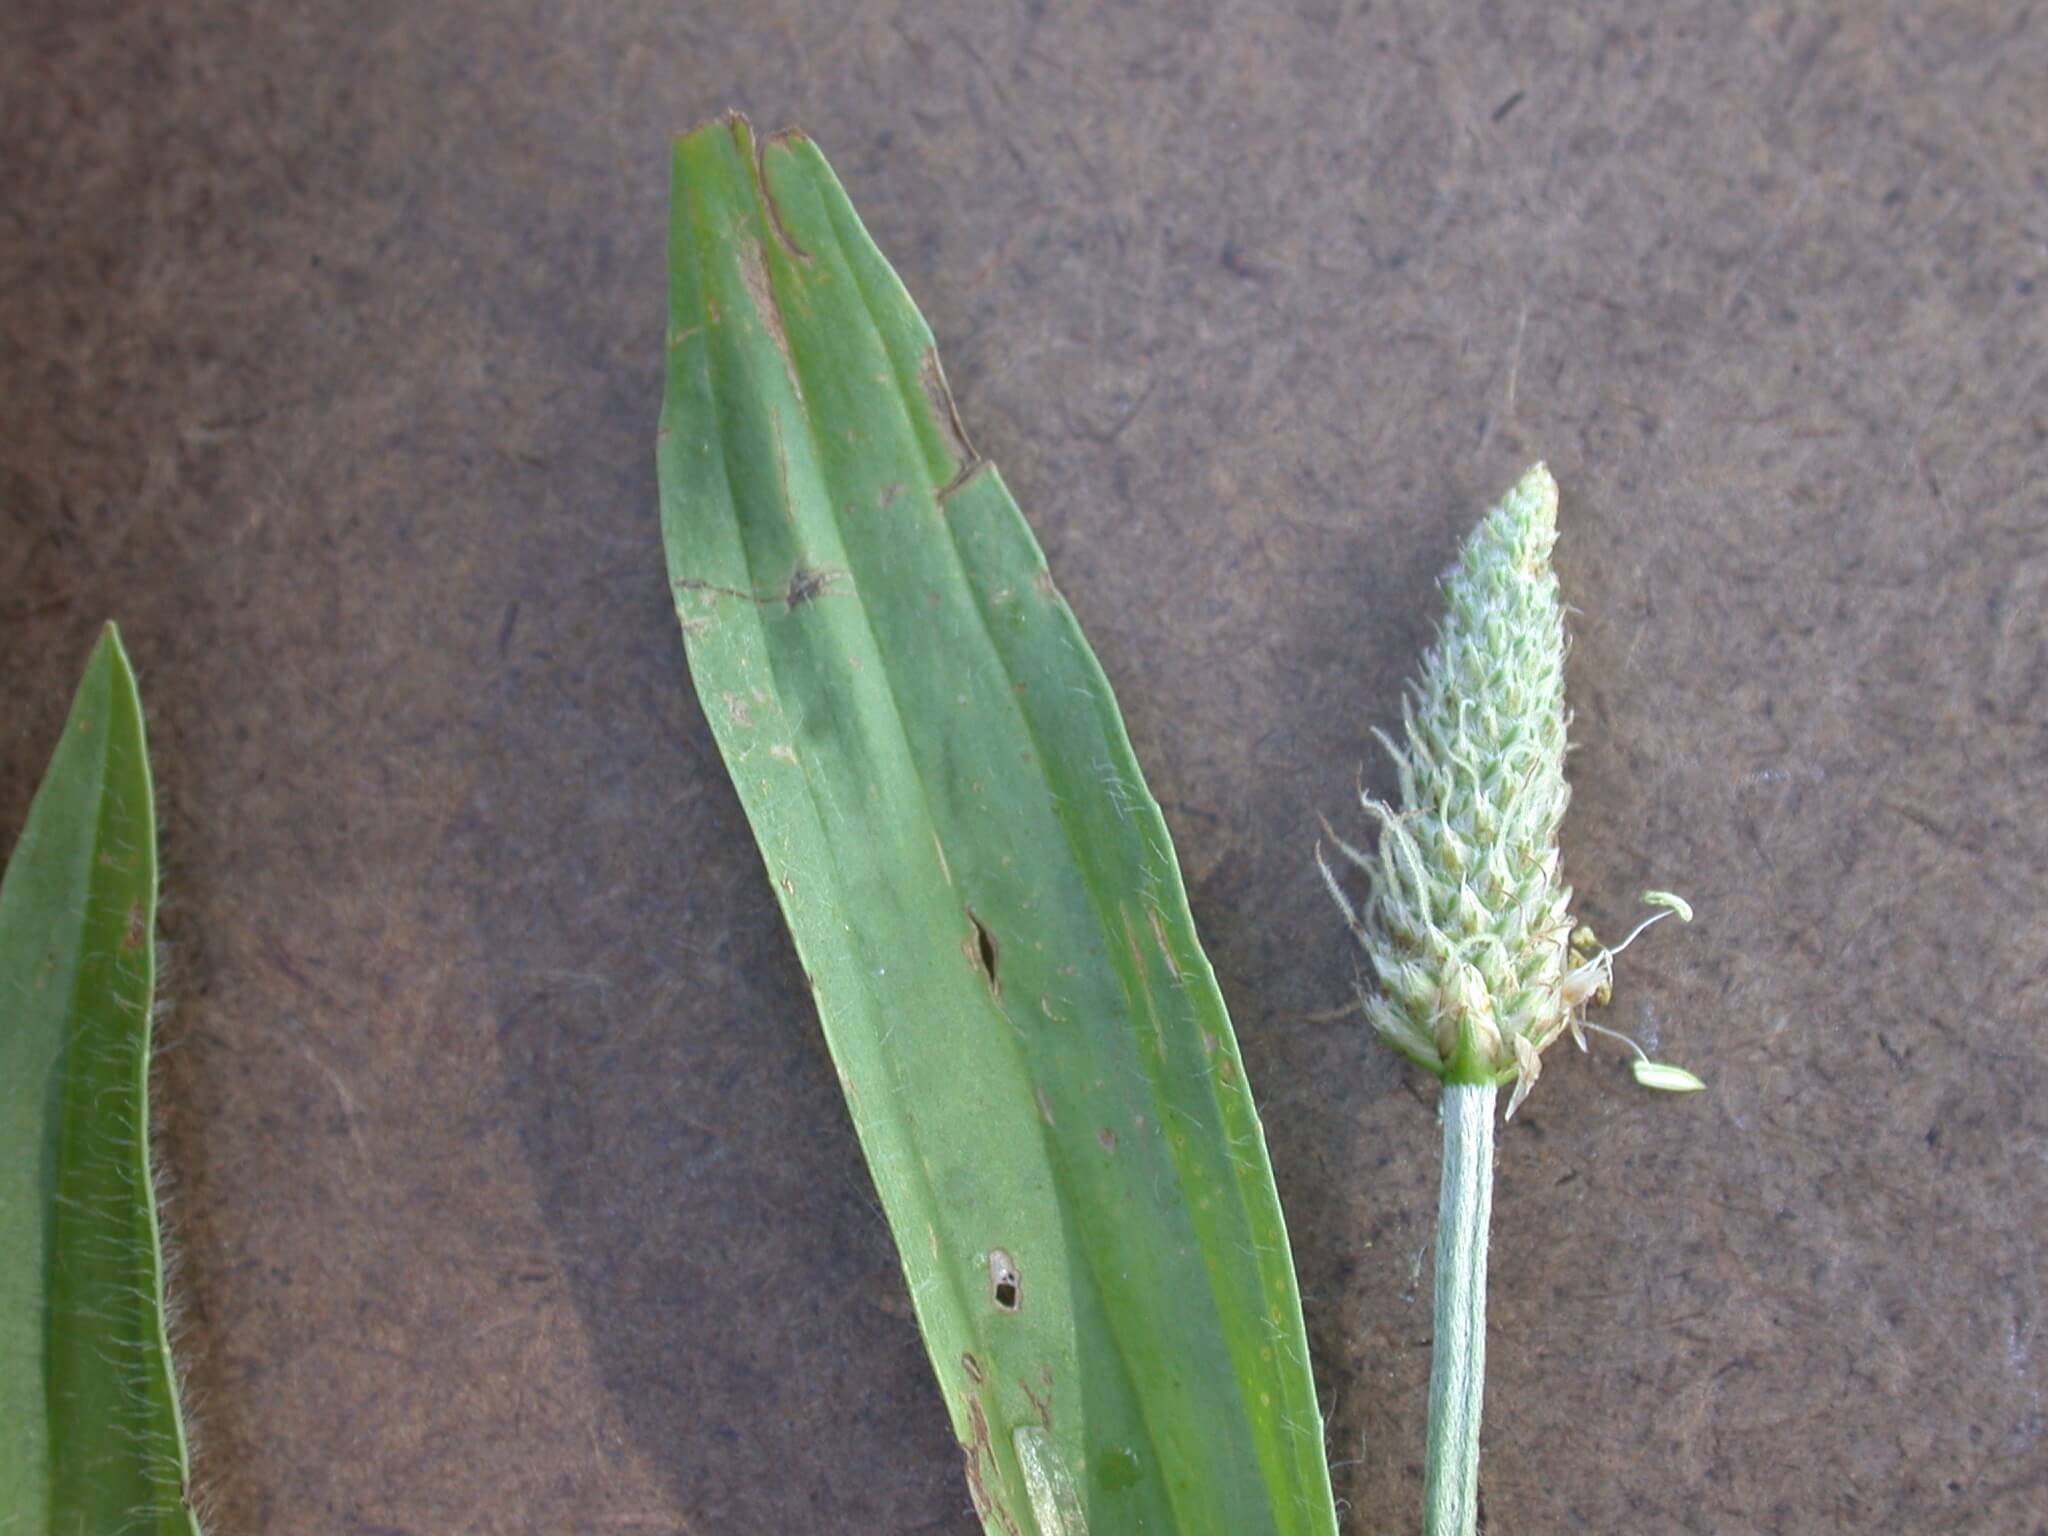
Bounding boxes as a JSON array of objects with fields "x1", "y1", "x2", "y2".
[
  {"x1": 1321, "y1": 464, "x2": 1697, "y2": 1536},
  {"x1": 1422, "y1": 1082, "x2": 1495, "y2": 1536}
]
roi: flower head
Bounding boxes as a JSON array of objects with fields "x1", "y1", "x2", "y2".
[{"x1": 1320, "y1": 465, "x2": 1692, "y2": 1114}]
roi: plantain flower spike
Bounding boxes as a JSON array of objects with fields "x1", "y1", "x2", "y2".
[{"x1": 1319, "y1": 464, "x2": 1692, "y2": 1118}]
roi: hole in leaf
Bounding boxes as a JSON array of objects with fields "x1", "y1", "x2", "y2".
[{"x1": 989, "y1": 1249, "x2": 1020, "y2": 1311}]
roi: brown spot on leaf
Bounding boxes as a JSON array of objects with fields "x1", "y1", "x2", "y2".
[
  {"x1": 755, "y1": 125, "x2": 814, "y2": 262},
  {"x1": 736, "y1": 236, "x2": 801, "y2": 401},
  {"x1": 673, "y1": 564, "x2": 847, "y2": 613},
  {"x1": 122, "y1": 901, "x2": 146, "y2": 952},
  {"x1": 936, "y1": 459, "x2": 991, "y2": 504},
  {"x1": 957, "y1": 1394, "x2": 1022, "y2": 1534},
  {"x1": 966, "y1": 908, "x2": 1001, "y2": 999},
  {"x1": 961, "y1": 1439, "x2": 994, "y2": 1522},
  {"x1": 673, "y1": 575, "x2": 755, "y2": 600},
  {"x1": 1020, "y1": 1375, "x2": 1053, "y2": 1430},
  {"x1": 920, "y1": 347, "x2": 977, "y2": 467},
  {"x1": 969, "y1": 1396, "x2": 990, "y2": 1450},
  {"x1": 783, "y1": 562, "x2": 845, "y2": 608}
]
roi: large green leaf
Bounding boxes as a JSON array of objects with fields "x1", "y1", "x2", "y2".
[
  {"x1": 659, "y1": 116, "x2": 1337, "y2": 1536},
  {"x1": 1, "y1": 625, "x2": 199, "y2": 1536}
]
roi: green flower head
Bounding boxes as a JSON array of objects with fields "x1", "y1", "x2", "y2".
[{"x1": 1321, "y1": 465, "x2": 1692, "y2": 1115}]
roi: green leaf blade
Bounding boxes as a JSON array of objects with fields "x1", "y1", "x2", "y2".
[
  {"x1": 1, "y1": 625, "x2": 199, "y2": 1536},
  {"x1": 660, "y1": 117, "x2": 1337, "y2": 1535}
]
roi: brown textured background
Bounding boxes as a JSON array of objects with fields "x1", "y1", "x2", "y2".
[{"x1": 3, "y1": 2, "x2": 2044, "y2": 1531}]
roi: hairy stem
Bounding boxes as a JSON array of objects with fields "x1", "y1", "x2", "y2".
[{"x1": 1424, "y1": 1082, "x2": 1497, "y2": 1536}]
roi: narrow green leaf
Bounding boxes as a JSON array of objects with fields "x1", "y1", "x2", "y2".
[
  {"x1": 660, "y1": 116, "x2": 1338, "y2": 1536},
  {"x1": 1, "y1": 625, "x2": 200, "y2": 1536}
]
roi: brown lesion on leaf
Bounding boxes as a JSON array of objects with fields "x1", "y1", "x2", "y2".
[
  {"x1": 783, "y1": 562, "x2": 845, "y2": 609},
  {"x1": 1033, "y1": 567, "x2": 1059, "y2": 599},
  {"x1": 122, "y1": 900, "x2": 146, "y2": 952},
  {"x1": 921, "y1": 347, "x2": 990, "y2": 505},
  {"x1": 1019, "y1": 1374, "x2": 1053, "y2": 1430},
  {"x1": 672, "y1": 562, "x2": 849, "y2": 614},
  {"x1": 672, "y1": 576, "x2": 755, "y2": 602},
  {"x1": 958, "y1": 1395, "x2": 1023, "y2": 1536},
  {"x1": 937, "y1": 459, "x2": 992, "y2": 504},
  {"x1": 966, "y1": 907, "x2": 1001, "y2": 999},
  {"x1": 961, "y1": 1432, "x2": 994, "y2": 1521},
  {"x1": 757, "y1": 168, "x2": 812, "y2": 265},
  {"x1": 920, "y1": 349, "x2": 976, "y2": 461},
  {"x1": 735, "y1": 235, "x2": 803, "y2": 402},
  {"x1": 748, "y1": 119, "x2": 814, "y2": 264}
]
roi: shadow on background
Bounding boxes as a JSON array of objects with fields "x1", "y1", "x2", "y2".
[{"x1": 453, "y1": 332, "x2": 969, "y2": 1525}]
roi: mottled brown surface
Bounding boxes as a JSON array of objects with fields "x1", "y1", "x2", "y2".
[{"x1": 3, "y1": 2, "x2": 2044, "y2": 1532}]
